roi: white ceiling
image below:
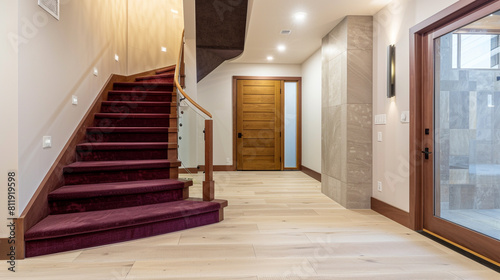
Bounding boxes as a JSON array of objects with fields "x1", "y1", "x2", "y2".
[{"x1": 232, "y1": 0, "x2": 392, "y2": 64}]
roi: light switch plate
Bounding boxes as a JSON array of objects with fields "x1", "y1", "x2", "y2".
[
  {"x1": 401, "y1": 111, "x2": 410, "y2": 123},
  {"x1": 377, "y1": 132, "x2": 383, "y2": 142},
  {"x1": 374, "y1": 114, "x2": 387, "y2": 125},
  {"x1": 93, "y1": 68, "x2": 99, "y2": 76},
  {"x1": 72, "y1": 95, "x2": 78, "y2": 105}
]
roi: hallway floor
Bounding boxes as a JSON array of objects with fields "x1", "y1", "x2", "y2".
[{"x1": 2, "y1": 171, "x2": 498, "y2": 279}]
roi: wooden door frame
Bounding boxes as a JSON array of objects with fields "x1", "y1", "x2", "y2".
[
  {"x1": 410, "y1": 0, "x2": 500, "y2": 263},
  {"x1": 232, "y1": 76, "x2": 302, "y2": 171}
]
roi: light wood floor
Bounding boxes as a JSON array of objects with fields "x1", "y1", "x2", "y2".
[{"x1": 2, "y1": 171, "x2": 499, "y2": 279}]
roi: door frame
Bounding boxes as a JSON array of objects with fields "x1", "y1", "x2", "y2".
[
  {"x1": 232, "y1": 76, "x2": 302, "y2": 171},
  {"x1": 410, "y1": 0, "x2": 500, "y2": 264}
]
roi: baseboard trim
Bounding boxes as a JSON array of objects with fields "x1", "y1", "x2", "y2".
[
  {"x1": 0, "y1": 238, "x2": 10, "y2": 260},
  {"x1": 371, "y1": 197, "x2": 411, "y2": 228},
  {"x1": 198, "y1": 165, "x2": 236, "y2": 172},
  {"x1": 301, "y1": 165, "x2": 321, "y2": 182},
  {"x1": 179, "y1": 167, "x2": 199, "y2": 174}
]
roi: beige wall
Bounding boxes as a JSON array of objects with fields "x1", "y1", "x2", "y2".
[
  {"x1": 301, "y1": 49, "x2": 322, "y2": 173},
  {"x1": 372, "y1": 0, "x2": 458, "y2": 212},
  {"x1": 0, "y1": 0, "x2": 19, "y2": 238},
  {"x1": 127, "y1": 0, "x2": 184, "y2": 75},
  {"x1": 197, "y1": 62, "x2": 302, "y2": 166},
  {"x1": 17, "y1": 0, "x2": 128, "y2": 211}
]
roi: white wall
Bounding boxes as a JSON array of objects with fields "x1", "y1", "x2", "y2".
[
  {"x1": 197, "y1": 62, "x2": 302, "y2": 166},
  {"x1": 372, "y1": 0, "x2": 458, "y2": 212},
  {"x1": 0, "y1": 0, "x2": 19, "y2": 238},
  {"x1": 16, "y1": 0, "x2": 184, "y2": 213},
  {"x1": 178, "y1": 0, "x2": 199, "y2": 168},
  {"x1": 301, "y1": 49, "x2": 322, "y2": 173},
  {"x1": 127, "y1": 0, "x2": 184, "y2": 75}
]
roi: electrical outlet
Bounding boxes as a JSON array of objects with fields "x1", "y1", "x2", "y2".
[
  {"x1": 377, "y1": 181, "x2": 382, "y2": 192},
  {"x1": 43, "y1": 136, "x2": 52, "y2": 149},
  {"x1": 226, "y1": 157, "x2": 231, "y2": 164}
]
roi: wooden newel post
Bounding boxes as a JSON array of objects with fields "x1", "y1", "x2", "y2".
[{"x1": 203, "y1": 119, "x2": 214, "y2": 201}]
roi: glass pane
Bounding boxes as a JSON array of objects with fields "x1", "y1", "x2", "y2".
[
  {"x1": 434, "y1": 11, "x2": 500, "y2": 240},
  {"x1": 284, "y1": 82, "x2": 297, "y2": 168}
]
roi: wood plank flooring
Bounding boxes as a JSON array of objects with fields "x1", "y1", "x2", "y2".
[{"x1": 1, "y1": 171, "x2": 499, "y2": 279}]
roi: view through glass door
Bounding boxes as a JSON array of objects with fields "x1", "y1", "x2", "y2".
[{"x1": 428, "y1": 5, "x2": 500, "y2": 263}]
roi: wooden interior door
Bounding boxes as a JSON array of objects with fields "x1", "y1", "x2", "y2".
[{"x1": 236, "y1": 80, "x2": 281, "y2": 170}]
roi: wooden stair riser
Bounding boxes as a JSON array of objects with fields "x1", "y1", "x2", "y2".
[
  {"x1": 86, "y1": 130, "x2": 177, "y2": 143},
  {"x1": 101, "y1": 103, "x2": 173, "y2": 114},
  {"x1": 93, "y1": 116, "x2": 176, "y2": 127},
  {"x1": 156, "y1": 66, "x2": 176, "y2": 75},
  {"x1": 76, "y1": 147, "x2": 177, "y2": 161},
  {"x1": 107, "y1": 92, "x2": 173, "y2": 102},
  {"x1": 137, "y1": 78, "x2": 175, "y2": 83},
  {"x1": 49, "y1": 189, "x2": 185, "y2": 214},
  {"x1": 113, "y1": 83, "x2": 173, "y2": 92},
  {"x1": 63, "y1": 168, "x2": 177, "y2": 185},
  {"x1": 136, "y1": 73, "x2": 175, "y2": 81}
]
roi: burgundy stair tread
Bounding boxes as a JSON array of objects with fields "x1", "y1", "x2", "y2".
[
  {"x1": 63, "y1": 159, "x2": 181, "y2": 173},
  {"x1": 108, "y1": 90, "x2": 173, "y2": 94},
  {"x1": 94, "y1": 113, "x2": 172, "y2": 119},
  {"x1": 86, "y1": 127, "x2": 177, "y2": 133},
  {"x1": 49, "y1": 179, "x2": 190, "y2": 201},
  {"x1": 77, "y1": 142, "x2": 175, "y2": 150},
  {"x1": 101, "y1": 101, "x2": 172, "y2": 106},
  {"x1": 25, "y1": 200, "x2": 220, "y2": 241},
  {"x1": 113, "y1": 82, "x2": 173, "y2": 87}
]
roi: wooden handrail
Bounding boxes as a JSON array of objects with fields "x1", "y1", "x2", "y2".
[{"x1": 174, "y1": 30, "x2": 213, "y2": 119}]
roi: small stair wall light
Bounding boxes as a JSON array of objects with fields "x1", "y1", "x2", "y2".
[
  {"x1": 93, "y1": 67, "x2": 99, "y2": 77},
  {"x1": 387, "y1": 44, "x2": 396, "y2": 98}
]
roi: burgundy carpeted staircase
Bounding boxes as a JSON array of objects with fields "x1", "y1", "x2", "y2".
[{"x1": 25, "y1": 66, "x2": 223, "y2": 257}]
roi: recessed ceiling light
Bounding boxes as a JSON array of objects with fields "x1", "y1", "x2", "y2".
[
  {"x1": 267, "y1": 56, "x2": 274, "y2": 61},
  {"x1": 277, "y1": 45, "x2": 286, "y2": 52},
  {"x1": 171, "y1": 9, "x2": 179, "y2": 14},
  {"x1": 161, "y1": 47, "x2": 167, "y2": 52},
  {"x1": 294, "y1": 12, "x2": 307, "y2": 21}
]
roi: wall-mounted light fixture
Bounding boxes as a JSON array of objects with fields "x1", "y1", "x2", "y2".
[{"x1": 387, "y1": 44, "x2": 396, "y2": 98}]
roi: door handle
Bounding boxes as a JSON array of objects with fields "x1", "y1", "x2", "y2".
[
  {"x1": 421, "y1": 148, "x2": 432, "y2": 159},
  {"x1": 238, "y1": 133, "x2": 243, "y2": 138}
]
